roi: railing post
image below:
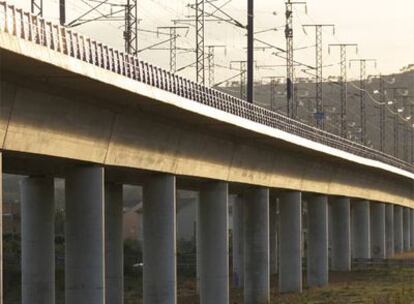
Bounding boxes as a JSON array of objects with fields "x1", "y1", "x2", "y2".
[
  {"x1": 108, "y1": 48, "x2": 114, "y2": 72},
  {"x1": 104, "y1": 46, "x2": 110, "y2": 70},
  {"x1": 135, "y1": 58, "x2": 141, "y2": 81},
  {"x1": 17, "y1": 9, "x2": 24, "y2": 39},
  {"x1": 86, "y1": 38, "x2": 92, "y2": 63},
  {"x1": 11, "y1": 5, "x2": 16, "y2": 36}
]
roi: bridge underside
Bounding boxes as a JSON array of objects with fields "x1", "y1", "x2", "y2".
[{"x1": 0, "y1": 36, "x2": 412, "y2": 206}]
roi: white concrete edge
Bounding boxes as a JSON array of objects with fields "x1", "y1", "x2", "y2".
[
  {"x1": 1, "y1": 32, "x2": 413, "y2": 181},
  {"x1": 157, "y1": 89, "x2": 414, "y2": 181}
]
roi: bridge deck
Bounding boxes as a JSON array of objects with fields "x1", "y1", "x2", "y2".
[{"x1": 0, "y1": 1, "x2": 411, "y2": 178}]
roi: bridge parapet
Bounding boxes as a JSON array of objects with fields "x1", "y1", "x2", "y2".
[{"x1": 0, "y1": 1, "x2": 412, "y2": 173}]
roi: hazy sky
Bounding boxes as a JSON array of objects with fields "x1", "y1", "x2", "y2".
[{"x1": 8, "y1": 0, "x2": 414, "y2": 82}]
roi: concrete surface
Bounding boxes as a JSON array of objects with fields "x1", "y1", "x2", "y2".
[
  {"x1": 143, "y1": 174, "x2": 176, "y2": 304},
  {"x1": 279, "y1": 191, "x2": 302, "y2": 293},
  {"x1": 385, "y1": 204, "x2": 395, "y2": 257},
  {"x1": 352, "y1": 200, "x2": 371, "y2": 259},
  {"x1": 307, "y1": 195, "x2": 328, "y2": 287},
  {"x1": 21, "y1": 176, "x2": 55, "y2": 304},
  {"x1": 371, "y1": 202, "x2": 386, "y2": 259},
  {"x1": 65, "y1": 166, "x2": 105, "y2": 304},
  {"x1": 244, "y1": 187, "x2": 270, "y2": 304},
  {"x1": 198, "y1": 182, "x2": 229, "y2": 304},
  {"x1": 330, "y1": 196, "x2": 351, "y2": 271},
  {"x1": 105, "y1": 183, "x2": 124, "y2": 304}
]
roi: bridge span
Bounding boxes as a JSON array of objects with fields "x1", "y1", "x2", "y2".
[{"x1": 0, "y1": 2, "x2": 412, "y2": 304}]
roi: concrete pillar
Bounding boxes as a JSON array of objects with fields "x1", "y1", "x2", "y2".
[
  {"x1": 198, "y1": 182, "x2": 229, "y2": 304},
  {"x1": 330, "y1": 196, "x2": 351, "y2": 271},
  {"x1": 65, "y1": 166, "x2": 105, "y2": 304},
  {"x1": 385, "y1": 204, "x2": 394, "y2": 257},
  {"x1": 105, "y1": 183, "x2": 123, "y2": 304},
  {"x1": 394, "y1": 205, "x2": 403, "y2": 254},
  {"x1": 403, "y1": 207, "x2": 411, "y2": 251},
  {"x1": 232, "y1": 195, "x2": 244, "y2": 288},
  {"x1": 21, "y1": 176, "x2": 55, "y2": 304},
  {"x1": 370, "y1": 202, "x2": 386, "y2": 259},
  {"x1": 269, "y1": 199, "x2": 277, "y2": 275},
  {"x1": 351, "y1": 200, "x2": 371, "y2": 259},
  {"x1": 411, "y1": 209, "x2": 414, "y2": 251},
  {"x1": 244, "y1": 187, "x2": 269, "y2": 304},
  {"x1": 0, "y1": 154, "x2": 2, "y2": 304},
  {"x1": 143, "y1": 174, "x2": 176, "y2": 304},
  {"x1": 307, "y1": 194, "x2": 328, "y2": 287},
  {"x1": 279, "y1": 191, "x2": 302, "y2": 293}
]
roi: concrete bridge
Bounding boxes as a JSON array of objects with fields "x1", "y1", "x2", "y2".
[{"x1": 0, "y1": 2, "x2": 413, "y2": 304}]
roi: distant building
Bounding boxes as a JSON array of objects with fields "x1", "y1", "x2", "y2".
[{"x1": 123, "y1": 203, "x2": 142, "y2": 241}]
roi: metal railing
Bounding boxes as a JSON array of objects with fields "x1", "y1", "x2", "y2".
[{"x1": 0, "y1": 2, "x2": 412, "y2": 173}]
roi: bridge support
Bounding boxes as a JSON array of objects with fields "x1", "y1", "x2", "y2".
[
  {"x1": 371, "y1": 202, "x2": 386, "y2": 259},
  {"x1": 411, "y1": 209, "x2": 414, "y2": 250},
  {"x1": 105, "y1": 183, "x2": 123, "y2": 304},
  {"x1": 279, "y1": 191, "x2": 302, "y2": 293},
  {"x1": 403, "y1": 207, "x2": 411, "y2": 251},
  {"x1": 330, "y1": 196, "x2": 351, "y2": 271},
  {"x1": 352, "y1": 200, "x2": 371, "y2": 259},
  {"x1": 394, "y1": 205, "x2": 403, "y2": 254},
  {"x1": 65, "y1": 166, "x2": 105, "y2": 304},
  {"x1": 307, "y1": 194, "x2": 328, "y2": 287},
  {"x1": 385, "y1": 204, "x2": 395, "y2": 257},
  {"x1": 232, "y1": 195, "x2": 244, "y2": 288},
  {"x1": 269, "y1": 198, "x2": 278, "y2": 275},
  {"x1": 21, "y1": 176, "x2": 55, "y2": 304},
  {"x1": 143, "y1": 174, "x2": 176, "y2": 304},
  {"x1": 0, "y1": 154, "x2": 2, "y2": 304},
  {"x1": 198, "y1": 182, "x2": 229, "y2": 304},
  {"x1": 244, "y1": 187, "x2": 270, "y2": 303}
]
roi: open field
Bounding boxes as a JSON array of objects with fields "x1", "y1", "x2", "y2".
[
  {"x1": 124, "y1": 256, "x2": 414, "y2": 304},
  {"x1": 5, "y1": 242, "x2": 414, "y2": 303}
]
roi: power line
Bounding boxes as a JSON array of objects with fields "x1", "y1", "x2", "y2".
[
  {"x1": 328, "y1": 43, "x2": 358, "y2": 137},
  {"x1": 124, "y1": 0, "x2": 138, "y2": 55},
  {"x1": 230, "y1": 60, "x2": 248, "y2": 99},
  {"x1": 387, "y1": 87, "x2": 407, "y2": 157},
  {"x1": 195, "y1": 0, "x2": 205, "y2": 84},
  {"x1": 261, "y1": 76, "x2": 285, "y2": 111},
  {"x1": 206, "y1": 45, "x2": 226, "y2": 86},
  {"x1": 285, "y1": 0, "x2": 307, "y2": 119},
  {"x1": 247, "y1": 0, "x2": 254, "y2": 104},
  {"x1": 31, "y1": 0, "x2": 43, "y2": 16},
  {"x1": 349, "y1": 58, "x2": 377, "y2": 145},
  {"x1": 157, "y1": 26, "x2": 190, "y2": 73},
  {"x1": 302, "y1": 24, "x2": 335, "y2": 129}
]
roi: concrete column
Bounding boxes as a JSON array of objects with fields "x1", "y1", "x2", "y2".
[
  {"x1": 244, "y1": 187, "x2": 269, "y2": 304},
  {"x1": 385, "y1": 204, "x2": 394, "y2": 257},
  {"x1": 370, "y1": 202, "x2": 386, "y2": 259},
  {"x1": 307, "y1": 194, "x2": 328, "y2": 287},
  {"x1": 143, "y1": 174, "x2": 176, "y2": 304},
  {"x1": 269, "y1": 199, "x2": 277, "y2": 275},
  {"x1": 65, "y1": 166, "x2": 105, "y2": 304},
  {"x1": 105, "y1": 183, "x2": 123, "y2": 304},
  {"x1": 330, "y1": 196, "x2": 351, "y2": 271},
  {"x1": 198, "y1": 182, "x2": 229, "y2": 304},
  {"x1": 351, "y1": 200, "x2": 371, "y2": 259},
  {"x1": 232, "y1": 195, "x2": 244, "y2": 288},
  {"x1": 394, "y1": 205, "x2": 403, "y2": 254},
  {"x1": 0, "y1": 154, "x2": 2, "y2": 304},
  {"x1": 21, "y1": 176, "x2": 55, "y2": 304},
  {"x1": 403, "y1": 207, "x2": 411, "y2": 251},
  {"x1": 279, "y1": 191, "x2": 302, "y2": 293},
  {"x1": 411, "y1": 209, "x2": 414, "y2": 251}
]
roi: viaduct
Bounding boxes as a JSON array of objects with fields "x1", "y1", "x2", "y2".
[{"x1": 0, "y1": 2, "x2": 413, "y2": 303}]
